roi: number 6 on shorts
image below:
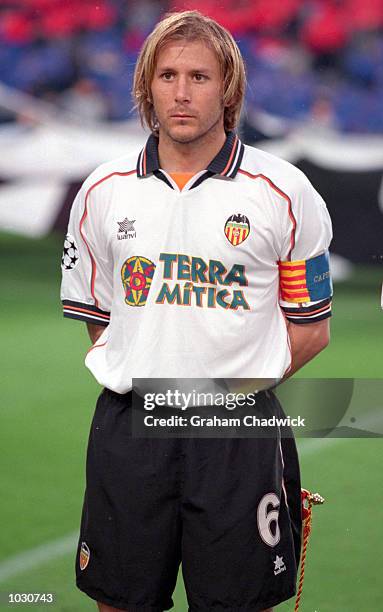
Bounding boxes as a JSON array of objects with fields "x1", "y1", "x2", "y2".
[{"x1": 257, "y1": 492, "x2": 281, "y2": 547}]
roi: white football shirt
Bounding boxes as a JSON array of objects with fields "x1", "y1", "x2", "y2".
[{"x1": 61, "y1": 132, "x2": 333, "y2": 393}]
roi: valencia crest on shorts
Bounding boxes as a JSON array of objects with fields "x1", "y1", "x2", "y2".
[
  {"x1": 121, "y1": 256, "x2": 155, "y2": 306},
  {"x1": 225, "y1": 214, "x2": 250, "y2": 246},
  {"x1": 61, "y1": 233, "x2": 79, "y2": 270},
  {"x1": 79, "y1": 541, "x2": 90, "y2": 570}
]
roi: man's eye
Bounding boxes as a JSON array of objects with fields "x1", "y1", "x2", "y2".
[
  {"x1": 161, "y1": 72, "x2": 174, "y2": 80},
  {"x1": 194, "y1": 74, "x2": 206, "y2": 81}
]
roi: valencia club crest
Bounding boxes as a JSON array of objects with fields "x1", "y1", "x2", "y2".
[
  {"x1": 121, "y1": 256, "x2": 155, "y2": 306},
  {"x1": 224, "y1": 214, "x2": 250, "y2": 246},
  {"x1": 79, "y1": 542, "x2": 90, "y2": 571}
]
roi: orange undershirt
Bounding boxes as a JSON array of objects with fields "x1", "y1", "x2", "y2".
[{"x1": 169, "y1": 172, "x2": 195, "y2": 191}]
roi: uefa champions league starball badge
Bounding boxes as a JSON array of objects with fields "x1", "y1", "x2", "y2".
[{"x1": 61, "y1": 233, "x2": 79, "y2": 270}]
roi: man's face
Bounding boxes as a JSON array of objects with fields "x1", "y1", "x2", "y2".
[{"x1": 150, "y1": 39, "x2": 225, "y2": 144}]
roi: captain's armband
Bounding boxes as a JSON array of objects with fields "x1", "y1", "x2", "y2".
[{"x1": 279, "y1": 252, "x2": 332, "y2": 324}]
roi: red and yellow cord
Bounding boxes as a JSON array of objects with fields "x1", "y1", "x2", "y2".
[{"x1": 294, "y1": 489, "x2": 325, "y2": 612}]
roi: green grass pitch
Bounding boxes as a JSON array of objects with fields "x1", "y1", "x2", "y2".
[{"x1": 0, "y1": 233, "x2": 382, "y2": 611}]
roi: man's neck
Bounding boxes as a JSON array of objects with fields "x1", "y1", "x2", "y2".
[{"x1": 157, "y1": 126, "x2": 227, "y2": 174}]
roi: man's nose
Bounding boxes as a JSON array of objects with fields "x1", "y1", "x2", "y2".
[{"x1": 174, "y1": 76, "x2": 191, "y2": 103}]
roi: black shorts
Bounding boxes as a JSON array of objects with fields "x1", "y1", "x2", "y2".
[{"x1": 76, "y1": 388, "x2": 302, "y2": 611}]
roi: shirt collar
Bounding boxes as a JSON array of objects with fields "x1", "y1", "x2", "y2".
[{"x1": 137, "y1": 130, "x2": 244, "y2": 179}]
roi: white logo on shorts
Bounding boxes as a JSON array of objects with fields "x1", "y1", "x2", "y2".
[{"x1": 273, "y1": 555, "x2": 286, "y2": 575}]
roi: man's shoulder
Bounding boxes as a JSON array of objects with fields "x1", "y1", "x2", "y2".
[
  {"x1": 240, "y1": 143, "x2": 309, "y2": 196},
  {"x1": 82, "y1": 150, "x2": 140, "y2": 193}
]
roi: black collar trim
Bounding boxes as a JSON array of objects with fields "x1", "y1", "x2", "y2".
[{"x1": 136, "y1": 131, "x2": 244, "y2": 182}]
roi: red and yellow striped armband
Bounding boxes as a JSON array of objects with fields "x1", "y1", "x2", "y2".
[{"x1": 278, "y1": 252, "x2": 332, "y2": 304}]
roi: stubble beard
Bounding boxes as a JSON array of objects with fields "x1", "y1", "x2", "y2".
[{"x1": 159, "y1": 110, "x2": 225, "y2": 146}]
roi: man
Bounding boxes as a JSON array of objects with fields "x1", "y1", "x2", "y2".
[{"x1": 61, "y1": 10, "x2": 332, "y2": 612}]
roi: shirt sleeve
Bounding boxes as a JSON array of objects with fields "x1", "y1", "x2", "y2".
[
  {"x1": 60, "y1": 179, "x2": 112, "y2": 326},
  {"x1": 278, "y1": 176, "x2": 333, "y2": 325}
]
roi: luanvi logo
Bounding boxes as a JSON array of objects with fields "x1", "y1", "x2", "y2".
[
  {"x1": 273, "y1": 555, "x2": 286, "y2": 576},
  {"x1": 117, "y1": 218, "x2": 136, "y2": 240}
]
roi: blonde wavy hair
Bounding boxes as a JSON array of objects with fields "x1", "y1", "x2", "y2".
[{"x1": 133, "y1": 10, "x2": 246, "y2": 134}]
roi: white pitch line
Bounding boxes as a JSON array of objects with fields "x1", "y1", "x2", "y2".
[
  {"x1": 1, "y1": 410, "x2": 382, "y2": 584},
  {"x1": 0, "y1": 531, "x2": 78, "y2": 583},
  {"x1": 297, "y1": 436, "x2": 348, "y2": 456}
]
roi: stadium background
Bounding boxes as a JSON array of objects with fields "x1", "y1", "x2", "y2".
[{"x1": 0, "y1": 1, "x2": 382, "y2": 610}]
